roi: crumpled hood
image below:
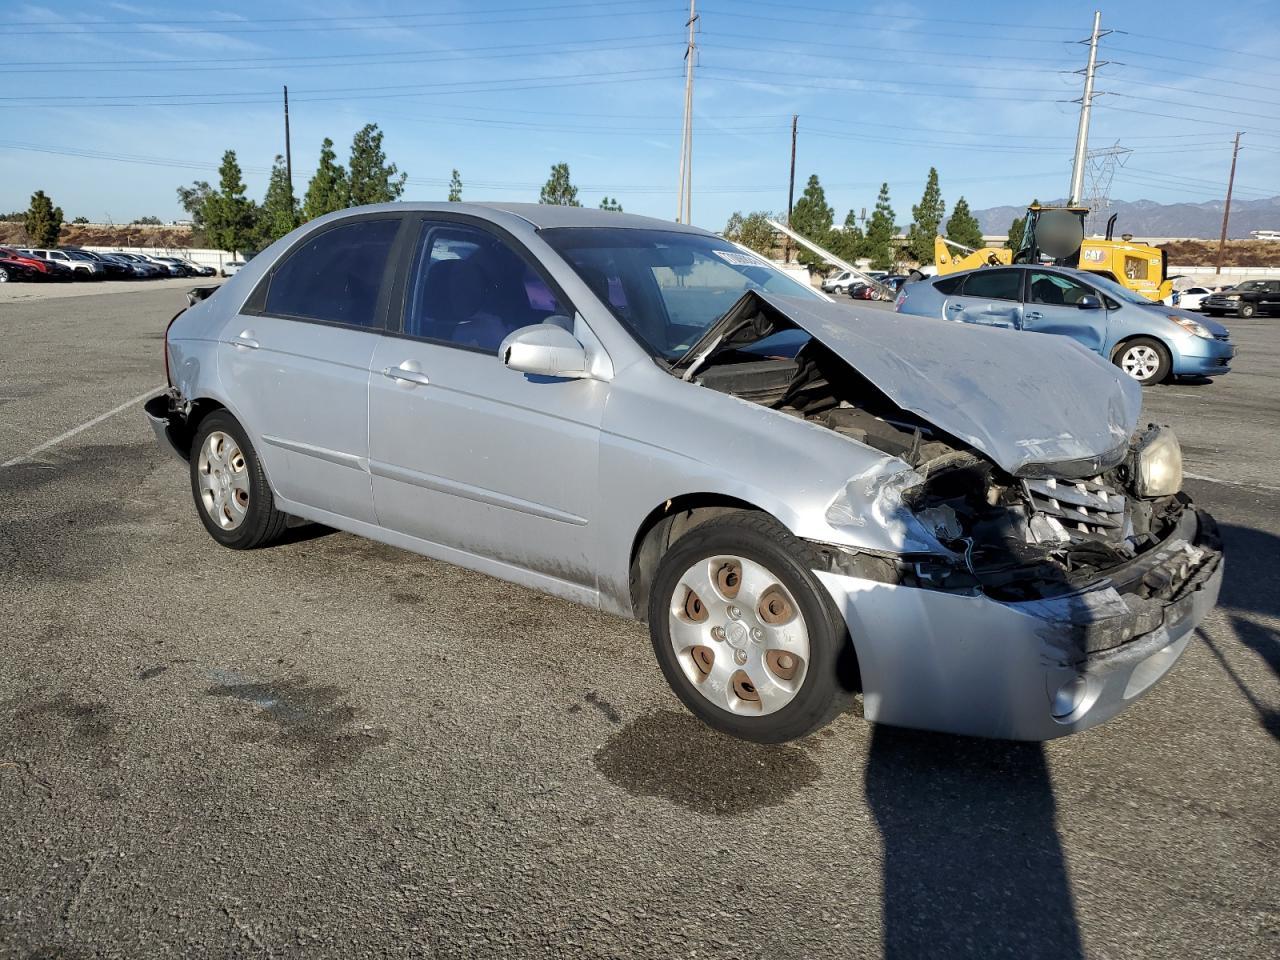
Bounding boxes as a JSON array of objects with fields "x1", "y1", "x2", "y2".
[{"x1": 757, "y1": 293, "x2": 1143, "y2": 477}]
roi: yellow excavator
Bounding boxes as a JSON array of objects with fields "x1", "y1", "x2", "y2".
[{"x1": 934, "y1": 204, "x2": 1173, "y2": 303}]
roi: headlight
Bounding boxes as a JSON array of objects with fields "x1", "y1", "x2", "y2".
[
  {"x1": 1134, "y1": 426, "x2": 1183, "y2": 498},
  {"x1": 1167, "y1": 315, "x2": 1211, "y2": 339},
  {"x1": 1226, "y1": 294, "x2": 1241, "y2": 301}
]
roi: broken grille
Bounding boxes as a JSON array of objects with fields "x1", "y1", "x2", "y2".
[{"x1": 1022, "y1": 476, "x2": 1127, "y2": 541}]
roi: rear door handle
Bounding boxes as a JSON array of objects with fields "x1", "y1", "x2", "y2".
[
  {"x1": 946, "y1": 303, "x2": 963, "y2": 312},
  {"x1": 1025, "y1": 311, "x2": 1043, "y2": 320},
  {"x1": 382, "y1": 363, "x2": 431, "y2": 386}
]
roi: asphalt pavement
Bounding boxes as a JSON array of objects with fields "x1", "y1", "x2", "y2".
[{"x1": 1, "y1": 284, "x2": 1276, "y2": 959}]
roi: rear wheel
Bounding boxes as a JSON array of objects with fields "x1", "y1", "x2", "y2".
[
  {"x1": 1238, "y1": 302, "x2": 1256, "y2": 319},
  {"x1": 189, "y1": 412, "x2": 289, "y2": 549},
  {"x1": 1115, "y1": 337, "x2": 1172, "y2": 385},
  {"x1": 647, "y1": 513, "x2": 856, "y2": 743}
]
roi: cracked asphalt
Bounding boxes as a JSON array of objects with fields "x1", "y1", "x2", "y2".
[{"x1": 1, "y1": 284, "x2": 1277, "y2": 959}]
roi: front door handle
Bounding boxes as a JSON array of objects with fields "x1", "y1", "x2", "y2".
[
  {"x1": 946, "y1": 303, "x2": 963, "y2": 312},
  {"x1": 231, "y1": 330, "x2": 259, "y2": 349},
  {"x1": 382, "y1": 363, "x2": 431, "y2": 386},
  {"x1": 1025, "y1": 311, "x2": 1043, "y2": 320}
]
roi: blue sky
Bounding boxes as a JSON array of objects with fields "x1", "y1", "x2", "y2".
[{"x1": 3, "y1": 0, "x2": 1278, "y2": 232}]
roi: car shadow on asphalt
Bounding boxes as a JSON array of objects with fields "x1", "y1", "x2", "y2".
[
  {"x1": 1202, "y1": 522, "x2": 1280, "y2": 740},
  {"x1": 864, "y1": 725, "x2": 1083, "y2": 960}
]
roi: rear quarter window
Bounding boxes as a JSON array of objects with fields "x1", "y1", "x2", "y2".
[{"x1": 932, "y1": 276, "x2": 964, "y2": 294}]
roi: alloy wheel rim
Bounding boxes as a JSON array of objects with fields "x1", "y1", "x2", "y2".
[
  {"x1": 669, "y1": 555, "x2": 810, "y2": 716},
  {"x1": 1121, "y1": 345, "x2": 1160, "y2": 381},
  {"x1": 196, "y1": 431, "x2": 250, "y2": 530}
]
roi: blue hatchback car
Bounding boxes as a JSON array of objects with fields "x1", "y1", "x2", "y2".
[{"x1": 895, "y1": 264, "x2": 1235, "y2": 384}]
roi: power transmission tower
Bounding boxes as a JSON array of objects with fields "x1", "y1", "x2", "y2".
[
  {"x1": 1082, "y1": 143, "x2": 1131, "y2": 235},
  {"x1": 676, "y1": 0, "x2": 698, "y2": 223},
  {"x1": 1068, "y1": 10, "x2": 1110, "y2": 206},
  {"x1": 1216, "y1": 132, "x2": 1243, "y2": 274}
]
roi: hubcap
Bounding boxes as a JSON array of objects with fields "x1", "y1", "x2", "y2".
[
  {"x1": 1120, "y1": 345, "x2": 1160, "y2": 381},
  {"x1": 196, "y1": 431, "x2": 250, "y2": 530},
  {"x1": 668, "y1": 555, "x2": 810, "y2": 716}
]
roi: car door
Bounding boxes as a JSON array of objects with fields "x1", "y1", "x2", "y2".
[
  {"x1": 367, "y1": 216, "x2": 608, "y2": 590},
  {"x1": 1263, "y1": 280, "x2": 1280, "y2": 315},
  {"x1": 220, "y1": 214, "x2": 406, "y2": 525},
  {"x1": 1022, "y1": 270, "x2": 1106, "y2": 354},
  {"x1": 944, "y1": 268, "x2": 1023, "y2": 328}
]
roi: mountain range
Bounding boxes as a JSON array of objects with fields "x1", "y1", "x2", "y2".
[{"x1": 973, "y1": 196, "x2": 1280, "y2": 239}]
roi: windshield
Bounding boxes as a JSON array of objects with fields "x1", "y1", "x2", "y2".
[
  {"x1": 1078, "y1": 270, "x2": 1151, "y2": 305},
  {"x1": 541, "y1": 227, "x2": 821, "y2": 360}
]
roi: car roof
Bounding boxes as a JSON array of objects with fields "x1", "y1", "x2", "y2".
[{"x1": 314, "y1": 201, "x2": 711, "y2": 235}]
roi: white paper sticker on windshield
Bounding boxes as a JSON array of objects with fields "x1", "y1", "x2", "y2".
[{"x1": 713, "y1": 249, "x2": 768, "y2": 268}]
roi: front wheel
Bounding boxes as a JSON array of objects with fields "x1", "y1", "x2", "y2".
[
  {"x1": 1238, "y1": 302, "x2": 1256, "y2": 319},
  {"x1": 189, "y1": 412, "x2": 289, "y2": 549},
  {"x1": 1115, "y1": 337, "x2": 1172, "y2": 385},
  {"x1": 0, "y1": 266, "x2": 9, "y2": 283},
  {"x1": 647, "y1": 513, "x2": 857, "y2": 743}
]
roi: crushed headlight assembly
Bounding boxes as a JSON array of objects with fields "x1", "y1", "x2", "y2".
[
  {"x1": 1167, "y1": 315, "x2": 1211, "y2": 339},
  {"x1": 1133, "y1": 426, "x2": 1183, "y2": 498}
]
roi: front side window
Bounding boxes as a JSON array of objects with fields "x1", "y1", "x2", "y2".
[
  {"x1": 264, "y1": 217, "x2": 400, "y2": 327},
  {"x1": 960, "y1": 269, "x2": 1021, "y2": 301},
  {"x1": 541, "y1": 227, "x2": 821, "y2": 361},
  {"x1": 1029, "y1": 271, "x2": 1093, "y2": 306},
  {"x1": 402, "y1": 221, "x2": 569, "y2": 352}
]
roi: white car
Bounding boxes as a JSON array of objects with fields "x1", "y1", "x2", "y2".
[
  {"x1": 1174, "y1": 286, "x2": 1213, "y2": 311},
  {"x1": 221, "y1": 260, "x2": 246, "y2": 278},
  {"x1": 821, "y1": 270, "x2": 860, "y2": 295}
]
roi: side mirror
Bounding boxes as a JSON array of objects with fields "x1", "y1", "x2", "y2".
[
  {"x1": 499, "y1": 323, "x2": 590, "y2": 379},
  {"x1": 1077, "y1": 295, "x2": 1102, "y2": 310}
]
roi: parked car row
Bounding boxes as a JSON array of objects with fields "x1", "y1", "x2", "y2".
[{"x1": 0, "y1": 246, "x2": 217, "y2": 283}]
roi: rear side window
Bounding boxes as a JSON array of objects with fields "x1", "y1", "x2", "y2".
[
  {"x1": 932, "y1": 276, "x2": 964, "y2": 294},
  {"x1": 961, "y1": 269, "x2": 1021, "y2": 301},
  {"x1": 264, "y1": 218, "x2": 400, "y2": 327}
]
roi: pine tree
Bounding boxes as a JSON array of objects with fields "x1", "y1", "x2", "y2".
[
  {"x1": 789, "y1": 174, "x2": 835, "y2": 272},
  {"x1": 1005, "y1": 214, "x2": 1027, "y2": 250},
  {"x1": 257, "y1": 155, "x2": 300, "y2": 248},
  {"x1": 24, "y1": 190, "x2": 63, "y2": 247},
  {"x1": 204, "y1": 150, "x2": 257, "y2": 256},
  {"x1": 539, "y1": 163, "x2": 580, "y2": 206},
  {"x1": 865, "y1": 183, "x2": 897, "y2": 271},
  {"x1": 448, "y1": 169, "x2": 462, "y2": 202},
  {"x1": 599, "y1": 197, "x2": 623, "y2": 212},
  {"x1": 828, "y1": 208, "x2": 865, "y2": 264},
  {"x1": 303, "y1": 138, "x2": 349, "y2": 222},
  {"x1": 347, "y1": 123, "x2": 406, "y2": 206},
  {"x1": 945, "y1": 196, "x2": 984, "y2": 250},
  {"x1": 906, "y1": 167, "x2": 945, "y2": 263}
]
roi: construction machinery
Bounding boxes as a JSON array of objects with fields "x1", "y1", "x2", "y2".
[{"x1": 934, "y1": 204, "x2": 1173, "y2": 304}]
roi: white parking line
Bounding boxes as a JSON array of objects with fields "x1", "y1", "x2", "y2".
[
  {"x1": 1184, "y1": 471, "x2": 1280, "y2": 494},
  {"x1": 1, "y1": 386, "x2": 165, "y2": 468}
]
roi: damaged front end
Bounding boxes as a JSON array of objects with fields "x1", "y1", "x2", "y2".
[{"x1": 690, "y1": 292, "x2": 1223, "y2": 738}]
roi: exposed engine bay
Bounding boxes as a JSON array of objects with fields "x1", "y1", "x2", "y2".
[{"x1": 691, "y1": 306, "x2": 1202, "y2": 602}]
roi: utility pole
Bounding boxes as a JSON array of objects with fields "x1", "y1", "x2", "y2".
[
  {"x1": 1216, "y1": 132, "x2": 1242, "y2": 275},
  {"x1": 283, "y1": 85, "x2": 293, "y2": 197},
  {"x1": 1068, "y1": 11, "x2": 1107, "y2": 206},
  {"x1": 676, "y1": 0, "x2": 697, "y2": 223},
  {"x1": 785, "y1": 114, "x2": 797, "y2": 262}
]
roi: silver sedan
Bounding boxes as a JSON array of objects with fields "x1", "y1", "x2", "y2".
[{"x1": 145, "y1": 203, "x2": 1223, "y2": 743}]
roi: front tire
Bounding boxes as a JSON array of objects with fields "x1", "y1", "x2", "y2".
[
  {"x1": 647, "y1": 512, "x2": 856, "y2": 743},
  {"x1": 1115, "y1": 336, "x2": 1172, "y2": 385},
  {"x1": 0, "y1": 266, "x2": 9, "y2": 283},
  {"x1": 189, "y1": 412, "x2": 289, "y2": 549},
  {"x1": 1238, "y1": 302, "x2": 1256, "y2": 319}
]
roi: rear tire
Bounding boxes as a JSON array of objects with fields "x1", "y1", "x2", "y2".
[
  {"x1": 647, "y1": 512, "x2": 857, "y2": 744},
  {"x1": 189, "y1": 412, "x2": 289, "y2": 550},
  {"x1": 1114, "y1": 336, "x2": 1172, "y2": 385}
]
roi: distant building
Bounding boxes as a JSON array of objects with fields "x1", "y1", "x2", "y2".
[{"x1": 1249, "y1": 230, "x2": 1280, "y2": 242}]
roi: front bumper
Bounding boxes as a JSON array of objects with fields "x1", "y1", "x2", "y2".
[
  {"x1": 1172, "y1": 335, "x2": 1235, "y2": 376},
  {"x1": 816, "y1": 508, "x2": 1223, "y2": 740}
]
